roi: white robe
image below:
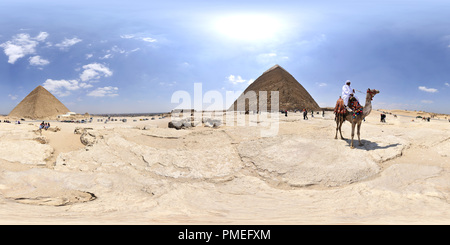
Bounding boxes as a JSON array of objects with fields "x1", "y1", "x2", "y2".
[{"x1": 342, "y1": 84, "x2": 359, "y2": 106}]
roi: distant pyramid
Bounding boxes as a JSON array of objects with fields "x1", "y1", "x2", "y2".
[
  {"x1": 229, "y1": 65, "x2": 321, "y2": 112},
  {"x1": 8, "y1": 85, "x2": 70, "y2": 119}
]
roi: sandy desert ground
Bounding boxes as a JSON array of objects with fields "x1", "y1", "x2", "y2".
[{"x1": 0, "y1": 109, "x2": 449, "y2": 224}]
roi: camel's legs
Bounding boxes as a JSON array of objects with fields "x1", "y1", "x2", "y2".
[
  {"x1": 334, "y1": 115, "x2": 338, "y2": 139},
  {"x1": 339, "y1": 118, "x2": 345, "y2": 139},
  {"x1": 335, "y1": 114, "x2": 344, "y2": 139},
  {"x1": 357, "y1": 121, "x2": 362, "y2": 146},
  {"x1": 351, "y1": 121, "x2": 356, "y2": 149}
]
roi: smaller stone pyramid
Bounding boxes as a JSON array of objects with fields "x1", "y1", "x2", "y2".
[{"x1": 8, "y1": 85, "x2": 70, "y2": 119}]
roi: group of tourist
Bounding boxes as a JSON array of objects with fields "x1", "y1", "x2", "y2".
[{"x1": 39, "y1": 121, "x2": 50, "y2": 130}]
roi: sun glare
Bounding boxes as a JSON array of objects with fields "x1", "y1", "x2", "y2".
[{"x1": 214, "y1": 14, "x2": 283, "y2": 41}]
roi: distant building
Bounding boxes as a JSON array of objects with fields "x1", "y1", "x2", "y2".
[{"x1": 58, "y1": 112, "x2": 77, "y2": 118}]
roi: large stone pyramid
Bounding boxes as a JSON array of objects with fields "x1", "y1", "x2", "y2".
[
  {"x1": 229, "y1": 65, "x2": 321, "y2": 112},
  {"x1": 8, "y1": 85, "x2": 70, "y2": 119}
]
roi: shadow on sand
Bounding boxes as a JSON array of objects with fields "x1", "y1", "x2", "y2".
[{"x1": 342, "y1": 138, "x2": 401, "y2": 150}]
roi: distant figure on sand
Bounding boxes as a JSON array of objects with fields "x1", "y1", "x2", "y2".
[
  {"x1": 303, "y1": 109, "x2": 308, "y2": 120},
  {"x1": 285, "y1": 110, "x2": 288, "y2": 117},
  {"x1": 342, "y1": 80, "x2": 359, "y2": 106}
]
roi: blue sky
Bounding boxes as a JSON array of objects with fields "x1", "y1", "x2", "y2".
[{"x1": 1, "y1": 0, "x2": 450, "y2": 114}]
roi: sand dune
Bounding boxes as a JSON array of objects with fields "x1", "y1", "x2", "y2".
[{"x1": 0, "y1": 110, "x2": 449, "y2": 224}]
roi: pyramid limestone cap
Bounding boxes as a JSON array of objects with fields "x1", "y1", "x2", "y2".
[{"x1": 262, "y1": 64, "x2": 288, "y2": 74}]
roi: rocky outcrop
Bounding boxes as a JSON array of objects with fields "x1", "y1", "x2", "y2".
[
  {"x1": 55, "y1": 129, "x2": 242, "y2": 179},
  {"x1": 74, "y1": 127, "x2": 93, "y2": 134},
  {"x1": 0, "y1": 129, "x2": 53, "y2": 165},
  {"x1": 80, "y1": 130, "x2": 103, "y2": 146},
  {"x1": 169, "y1": 117, "x2": 221, "y2": 129},
  {"x1": 0, "y1": 168, "x2": 96, "y2": 206},
  {"x1": 202, "y1": 118, "x2": 222, "y2": 128}
]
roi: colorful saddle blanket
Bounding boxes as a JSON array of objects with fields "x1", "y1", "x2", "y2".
[{"x1": 348, "y1": 97, "x2": 363, "y2": 118}]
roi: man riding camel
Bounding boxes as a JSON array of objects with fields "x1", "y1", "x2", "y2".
[
  {"x1": 341, "y1": 80, "x2": 363, "y2": 118},
  {"x1": 342, "y1": 80, "x2": 359, "y2": 108}
]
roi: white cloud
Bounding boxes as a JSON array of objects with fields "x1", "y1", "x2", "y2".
[
  {"x1": 120, "y1": 33, "x2": 157, "y2": 43},
  {"x1": 0, "y1": 32, "x2": 48, "y2": 64},
  {"x1": 159, "y1": 81, "x2": 177, "y2": 87},
  {"x1": 257, "y1": 52, "x2": 289, "y2": 64},
  {"x1": 227, "y1": 75, "x2": 246, "y2": 84},
  {"x1": 87, "y1": 86, "x2": 119, "y2": 97},
  {"x1": 111, "y1": 45, "x2": 126, "y2": 54},
  {"x1": 317, "y1": 82, "x2": 328, "y2": 87},
  {"x1": 141, "y1": 37, "x2": 157, "y2": 43},
  {"x1": 418, "y1": 86, "x2": 438, "y2": 93},
  {"x1": 79, "y1": 63, "x2": 113, "y2": 82},
  {"x1": 85, "y1": 54, "x2": 93, "y2": 59},
  {"x1": 98, "y1": 45, "x2": 138, "y2": 60},
  {"x1": 445, "y1": 82, "x2": 450, "y2": 87},
  {"x1": 80, "y1": 83, "x2": 93, "y2": 89},
  {"x1": 421, "y1": 100, "x2": 433, "y2": 104},
  {"x1": 35, "y1": 32, "x2": 49, "y2": 42},
  {"x1": 120, "y1": 34, "x2": 135, "y2": 39},
  {"x1": 55, "y1": 37, "x2": 82, "y2": 50},
  {"x1": 227, "y1": 75, "x2": 255, "y2": 85},
  {"x1": 29, "y1": 55, "x2": 49, "y2": 66},
  {"x1": 8, "y1": 94, "x2": 18, "y2": 100},
  {"x1": 100, "y1": 53, "x2": 113, "y2": 59},
  {"x1": 43, "y1": 79, "x2": 91, "y2": 97}
]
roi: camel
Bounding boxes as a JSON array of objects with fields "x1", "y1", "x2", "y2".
[{"x1": 334, "y1": 88, "x2": 380, "y2": 148}]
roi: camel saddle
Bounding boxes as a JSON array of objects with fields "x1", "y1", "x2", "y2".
[
  {"x1": 348, "y1": 96, "x2": 363, "y2": 118},
  {"x1": 334, "y1": 97, "x2": 346, "y2": 115},
  {"x1": 334, "y1": 96, "x2": 363, "y2": 119}
]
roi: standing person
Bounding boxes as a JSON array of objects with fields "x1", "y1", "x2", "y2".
[
  {"x1": 285, "y1": 110, "x2": 288, "y2": 117},
  {"x1": 342, "y1": 80, "x2": 359, "y2": 107},
  {"x1": 303, "y1": 109, "x2": 308, "y2": 120}
]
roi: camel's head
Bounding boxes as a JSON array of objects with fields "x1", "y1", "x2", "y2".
[{"x1": 367, "y1": 88, "x2": 379, "y2": 100}]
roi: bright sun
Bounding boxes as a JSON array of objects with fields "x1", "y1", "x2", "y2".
[{"x1": 214, "y1": 14, "x2": 283, "y2": 42}]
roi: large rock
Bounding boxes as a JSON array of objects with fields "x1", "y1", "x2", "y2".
[
  {"x1": 0, "y1": 140, "x2": 53, "y2": 165},
  {"x1": 55, "y1": 129, "x2": 242, "y2": 179},
  {"x1": 80, "y1": 130, "x2": 103, "y2": 146},
  {"x1": 168, "y1": 117, "x2": 200, "y2": 130},
  {"x1": 202, "y1": 118, "x2": 222, "y2": 128},
  {"x1": 74, "y1": 127, "x2": 93, "y2": 134},
  {"x1": 237, "y1": 134, "x2": 407, "y2": 187},
  {"x1": 0, "y1": 168, "x2": 96, "y2": 206}
]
